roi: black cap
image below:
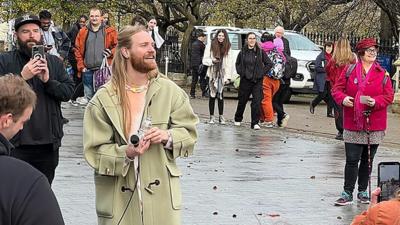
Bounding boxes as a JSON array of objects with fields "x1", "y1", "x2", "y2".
[{"x1": 14, "y1": 15, "x2": 41, "y2": 31}]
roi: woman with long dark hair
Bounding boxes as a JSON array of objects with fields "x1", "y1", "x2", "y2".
[{"x1": 202, "y1": 29, "x2": 235, "y2": 124}]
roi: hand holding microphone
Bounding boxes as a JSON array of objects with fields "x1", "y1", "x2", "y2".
[{"x1": 126, "y1": 134, "x2": 150, "y2": 159}]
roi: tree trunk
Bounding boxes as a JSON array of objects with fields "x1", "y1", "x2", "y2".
[
  {"x1": 380, "y1": 10, "x2": 393, "y2": 40},
  {"x1": 181, "y1": 22, "x2": 194, "y2": 74}
]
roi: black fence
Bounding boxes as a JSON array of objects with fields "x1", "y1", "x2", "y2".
[
  {"x1": 157, "y1": 28, "x2": 184, "y2": 73},
  {"x1": 301, "y1": 31, "x2": 399, "y2": 72}
]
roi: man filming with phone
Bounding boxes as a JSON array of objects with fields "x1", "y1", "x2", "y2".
[{"x1": 0, "y1": 14, "x2": 74, "y2": 184}]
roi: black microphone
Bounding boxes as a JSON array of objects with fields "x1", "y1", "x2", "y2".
[
  {"x1": 130, "y1": 134, "x2": 139, "y2": 147},
  {"x1": 121, "y1": 186, "x2": 134, "y2": 192}
]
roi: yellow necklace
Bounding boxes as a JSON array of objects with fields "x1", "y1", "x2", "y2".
[{"x1": 125, "y1": 81, "x2": 149, "y2": 93}]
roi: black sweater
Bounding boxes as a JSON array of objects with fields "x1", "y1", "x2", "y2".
[{"x1": 235, "y1": 46, "x2": 273, "y2": 82}]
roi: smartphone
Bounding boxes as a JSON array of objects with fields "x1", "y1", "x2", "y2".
[
  {"x1": 32, "y1": 45, "x2": 45, "y2": 59},
  {"x1": 378, "y1": 162, "x2": 400, "y2": 202},
  {"x1": 360, "y1": 95, "x2": 370, "y2": 104}
]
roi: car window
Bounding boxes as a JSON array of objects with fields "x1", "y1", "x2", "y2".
[{"x1": 285, "y1": 34, "x2": 320, "y2": 51}]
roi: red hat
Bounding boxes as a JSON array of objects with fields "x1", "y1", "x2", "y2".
[{"x1": 355, "y1": 38, "x2": 378, "y2": 52}]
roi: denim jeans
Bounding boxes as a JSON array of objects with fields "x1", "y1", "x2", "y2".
[
  {"x1": 82, "y1": 70, "x2": 95, "y2": 100},
  {"x1": 344, "y1": 143, "x2": 378, "y2": 194}
]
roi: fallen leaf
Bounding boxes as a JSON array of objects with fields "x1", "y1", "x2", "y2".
[{"x1": 268, "y1": 213, "x2": 280, "y2": 217}]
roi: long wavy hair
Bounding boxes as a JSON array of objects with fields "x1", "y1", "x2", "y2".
[
  {"x1": 331, "y1": 37, "x2": 355, "y2": 66},
  {"x1": 211, "y1": 29, "x2": 231, "y2": 59},
  {"x1": 111, "y1": 25, "x2": 158, "y2": 134}
]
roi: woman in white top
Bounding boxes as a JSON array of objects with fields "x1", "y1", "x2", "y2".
[{"x1": 202, "y1": 29, "x2": 235, "y2": 124}]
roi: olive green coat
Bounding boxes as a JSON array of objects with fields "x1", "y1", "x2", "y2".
[{"x1": 83, "y1": 74, "x2": 198, "y2": 225}]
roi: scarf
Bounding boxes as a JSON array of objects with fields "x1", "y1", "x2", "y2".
[{"x1": 353, "y1": 62, "x2": 375, "y2": 130}]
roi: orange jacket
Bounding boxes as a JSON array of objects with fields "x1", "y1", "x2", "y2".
[
  {"x1": 351, "y1": 200, "x2": 400, "y2": 225},
  {"x1": 74, "y1": 25, "x2": 117, "y2": 76}
]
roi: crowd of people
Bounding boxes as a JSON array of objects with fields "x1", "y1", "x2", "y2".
[{"x1": 0, "y1": 7, "x2": 398, "y2": 225}]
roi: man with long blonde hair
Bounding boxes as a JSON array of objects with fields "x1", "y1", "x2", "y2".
[{"x1": 83, "y1": 25, "x2": 198, "y2": 225}]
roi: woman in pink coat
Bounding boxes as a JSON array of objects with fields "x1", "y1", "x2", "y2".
[{"x1": 332, "y1": 38, "x2": 394, "y2": 206}]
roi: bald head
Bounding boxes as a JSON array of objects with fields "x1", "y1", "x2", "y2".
[{"x1": 274, "y1": 26, "x2": 285, "y2": 38}]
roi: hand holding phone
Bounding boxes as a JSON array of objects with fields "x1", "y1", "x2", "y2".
[
  {"x1": 32, "y1": 45, "x2": 45, "y2": 59},
  {"x1": 378, "y1": 162, "x2": 400, "y2": 203}
]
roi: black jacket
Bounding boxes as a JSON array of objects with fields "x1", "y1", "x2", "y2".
[
  {"x1": 282, "y1": 37, "x2": 291, "y2": 57},
  {"x1": 0, "y1": 50, "x2": 74, "y2": 149},
  {"x1": 0, "y1": 134, "x2": 65, "y2": 225},
  {"x1": 44, "y1": 27, "x2": 71, "y2": 60},
  {"x1": 190, "y1": 39, "x2": 205, "y2": 67},
  {"x1": 236, "y1": 45, "x2": 273, "y2": 82},
  {"x1": 67, "y1": 23, "x2": 80, "y2": 64},
  {"x1": 313, "y1": 51, "x2": 328, "y2": 92}
]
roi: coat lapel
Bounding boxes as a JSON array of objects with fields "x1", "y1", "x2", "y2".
[{"x1": 99, "y1": 84, "x2": 127, "y2": 143}]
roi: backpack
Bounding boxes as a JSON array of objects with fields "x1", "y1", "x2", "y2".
[
  {"x1": 267, "y1": 47, "x2": 285, "y2": 79},
  {"x1": 345, "y1": 63, "x2": 388, "y2": 87},
  {"x1": 283, "y1": 55, "x2": 298, "y2": 79}
]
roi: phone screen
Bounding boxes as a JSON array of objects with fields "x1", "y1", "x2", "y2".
[{"x1": 378, "y1": 162, "x2": 400, "y2": 202}]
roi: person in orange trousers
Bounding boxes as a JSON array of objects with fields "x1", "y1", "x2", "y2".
[{"x1": 260, "y1": 76, "x2": 280, "y2": 127}]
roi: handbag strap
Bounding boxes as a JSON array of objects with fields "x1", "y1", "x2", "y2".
[{"x1": 101, "y1": 57, "x2": 109, "y2": 68}]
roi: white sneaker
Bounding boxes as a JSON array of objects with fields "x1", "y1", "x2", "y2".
[
  {"x1": 280, "y1": 114, "x2": 290, "y2": 128},
  {"x1": 234, "y1": 121, "x2": 241, "y2": 126},
  {"x1": 69, "y1": 100, "x2": 79, "y2": 107},
  {"x1": 253, "y1": 124, "x2": 261, "y2": 130},
  {"x1": 209, "y1": 116, "x2": 215, "y2": 124},
  {"x1": 76, "y1": 97, "x2": 88, "y2": 105},
  {"x1": 264, "y1": 122, "x2": 275, "y2": 128},
  {"x1": 219, "y1": 115, "x2": 226, "y2": 125}
]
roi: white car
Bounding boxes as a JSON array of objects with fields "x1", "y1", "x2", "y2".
[
  {"x1": 261, "y1": 29, "x2": 321, "y2": 102},
  {"x1": 194, "y1": 26, "x2": 321, "y2": 101}
]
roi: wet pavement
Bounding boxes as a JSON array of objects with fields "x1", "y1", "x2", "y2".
[{"x1": 54, "y1": 98, "x2": 400, "y2": 225}]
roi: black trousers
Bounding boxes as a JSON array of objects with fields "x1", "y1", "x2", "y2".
[
  {"x1": 344, "y1": 143, "x2": 378, "y2": 194},
  {"x1": 234, "y1": 78, "x2": 263, "y2": 127},
  {"x1": 311, "y1": 82, "x2": 334, "y2": 115},
  {"x1": 332, "y1": 101, "x2": 344, "y2": 134},
  {"x1": 272, "y1": 82, "x2": 290, "y2": 125},
  {"x1": 11, "y1": 144, "x2": 59, "y2": 185},
  {"x1": 70, "y1": 61, "x2": 84, "y2": 101},
  {"x1": 209, "y1": 93, "x2": 224, "y2": 116},
  {"x1": 190, "y1": 66, "x2": 207, "y2": 97}
]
